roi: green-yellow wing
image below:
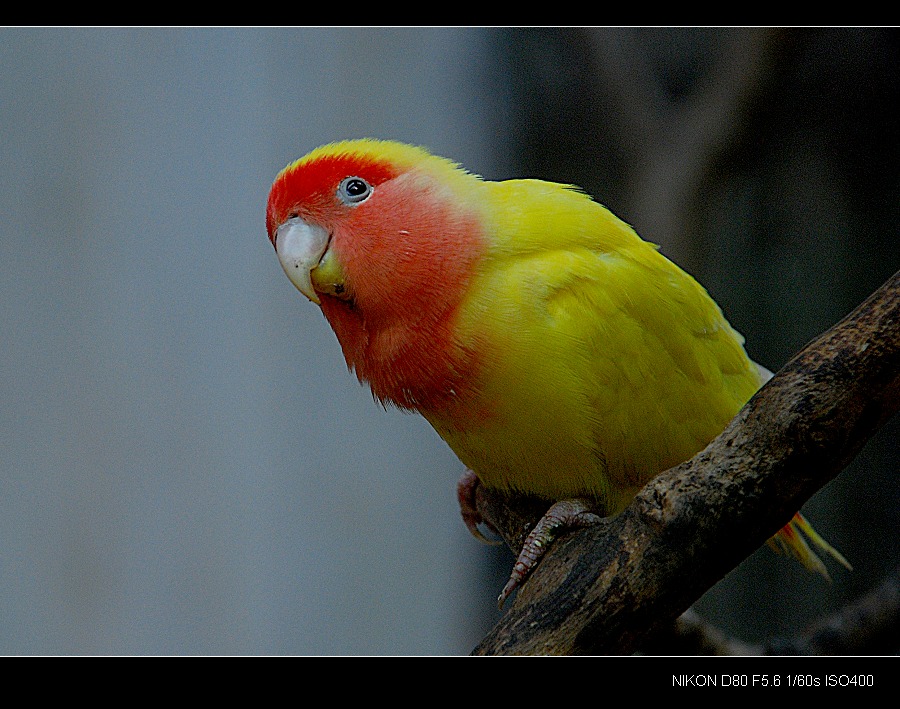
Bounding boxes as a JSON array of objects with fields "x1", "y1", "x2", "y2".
[{"x1": 428, "y1": 179, "x2": 764, "y2": 513}]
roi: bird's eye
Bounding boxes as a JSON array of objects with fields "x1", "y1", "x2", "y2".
[{"x1": 338, "y1": 176, "x2": 373, "y2": 205}]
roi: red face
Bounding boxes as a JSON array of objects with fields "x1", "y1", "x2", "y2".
[
  {"x1": 265, "y1": 147, "x2": 487, "y2": 412},
  {"x1": 266, "y1": 153, "x2": 399, "y2": 247}
]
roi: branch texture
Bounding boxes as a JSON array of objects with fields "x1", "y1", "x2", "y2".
[{"x1": 473, "y1": 269, "x2": 900, "y2": 655}]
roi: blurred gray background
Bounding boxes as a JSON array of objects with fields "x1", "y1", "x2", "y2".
[{"x1": 1, "y1": 27, "x2": 896, "y2": 655}]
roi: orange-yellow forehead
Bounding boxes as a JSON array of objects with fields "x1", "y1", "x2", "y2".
[
  {"x1": 266, "y1": 149, "x2": 396, "y2": 239},
  {"x1": 265, "y1": 140, "x2": 476, "y2": 238}
]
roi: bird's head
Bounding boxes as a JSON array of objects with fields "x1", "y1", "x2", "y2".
[{"x1": 265, "y1": 139, "x2": 488, "y2": 408}]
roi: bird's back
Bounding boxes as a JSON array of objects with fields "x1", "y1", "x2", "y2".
[{"x1": 429, "y1": 178, "x2": 765, "y2": 512}]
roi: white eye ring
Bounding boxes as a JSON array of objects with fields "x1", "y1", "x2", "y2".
[{"x1": 337, "y1": 176, "x2": 373, "y2": 205}]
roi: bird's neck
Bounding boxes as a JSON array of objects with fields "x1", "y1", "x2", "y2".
[{"x1": 320, "y1": 296, "x2": 482, "y2": 413}]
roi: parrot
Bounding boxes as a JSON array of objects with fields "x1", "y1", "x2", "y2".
[{"x1": 265, "y1": 138, "x2": 850, "y2": 606}]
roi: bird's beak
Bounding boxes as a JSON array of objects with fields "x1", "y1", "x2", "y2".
[{"x1": 275, "y1": 217, "x2": 330, "y2": 305}]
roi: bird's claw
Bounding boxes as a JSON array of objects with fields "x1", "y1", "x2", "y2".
[
  {"x1": 497, "y1": 498, "x2": 601, "y2": 609},
  {"x1": 456, "y1": 469, "x2": 501, "y2": 544}
]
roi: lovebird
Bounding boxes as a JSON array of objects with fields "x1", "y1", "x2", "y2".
[{"x1": 265, "y1": 138, "x2": 849, "y2": 605}]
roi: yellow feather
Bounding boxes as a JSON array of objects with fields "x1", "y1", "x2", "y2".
[{"x1": 429, "y1": 177, "x2": 762, "y2": 512}]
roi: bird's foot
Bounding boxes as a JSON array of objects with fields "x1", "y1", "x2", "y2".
[
  {"x1": 498, "y1": 498, "x2": 601, "y2": 609},
  {"x1": 456, "y1": 469, "x2": 501, "y2": 544}
]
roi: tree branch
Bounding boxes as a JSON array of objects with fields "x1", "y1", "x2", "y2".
[
  {"x1": 472, "y1": 269, "x2": 900, "y2": 655},
  {"x1": 641, "y1": 565, "x2": 900, "y2": 656},
  {"x1": 766, "y1": 564, "x2": 900, "y2": 655},
  {"x1": 639, "y1": 608, "x2": 763, "y2": 656}
]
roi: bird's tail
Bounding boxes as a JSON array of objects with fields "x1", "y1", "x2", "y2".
[{"x1": 768, "y1": 512, "x2": 852, "y2": 579}]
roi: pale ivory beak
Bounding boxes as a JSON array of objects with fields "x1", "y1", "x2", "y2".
[{"x1": 275, "y1": 217, "x2": 330, "y2": 305}]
